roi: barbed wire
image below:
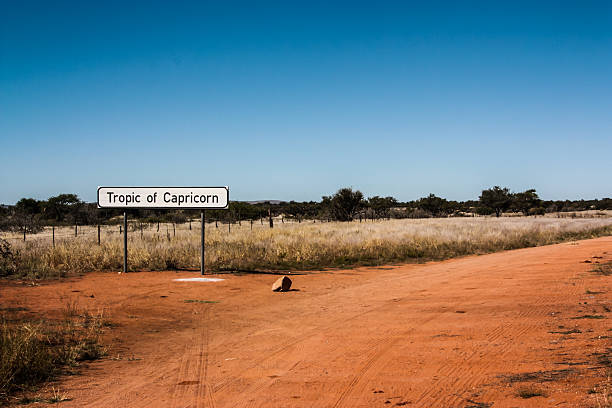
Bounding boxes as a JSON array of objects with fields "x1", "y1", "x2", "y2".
[{"x1": 0, "y1": 218, "x2": 332, "y2": 243}]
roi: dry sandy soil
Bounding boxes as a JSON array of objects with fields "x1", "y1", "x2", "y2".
[{"x1": 2, "y1": 237, "x2": 611, "y2": 407}]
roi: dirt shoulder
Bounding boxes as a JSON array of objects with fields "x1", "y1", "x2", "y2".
[{"x1": 1, "y1": 237, "x2": 611, "y2": 407}]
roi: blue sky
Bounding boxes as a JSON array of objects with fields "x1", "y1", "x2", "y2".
[{"x1": 1, "y1": 1, "x2": 611, "y2": 204}]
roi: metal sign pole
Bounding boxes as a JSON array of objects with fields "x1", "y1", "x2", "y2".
[
  {"x1": 123, "y1": 212, "x2": 128, "y2": 273},
  {"x1": 200, "y1": 210, "x2": 205, "y2": 275},
  {"x1": 97, "y1": 187, "x2": 229, "y2": 276}
]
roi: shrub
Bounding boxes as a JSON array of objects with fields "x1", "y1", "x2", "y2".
[
  {"x1": 0, "y1": 306, "x2": 106, "y2": 401},
  {"x1": 0, "y1": 239, "x2": 16, "y2": 276}
]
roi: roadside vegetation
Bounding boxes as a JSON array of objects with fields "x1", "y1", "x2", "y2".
[
  {"x1": 0, "y1": 304, "x2": 107, "y2": 403},
  {"x1": 593, "y1": 261, "x2": 612, "y2": 276},
  {"x1": 1, "y1": 216, "x2": 612, "y2": 279},
  {"x1": 1, "y1": 187, "x2": 611, "y2": 235},
  {"x1": 1, "y1": 186, "x2": 611, "y2": 278}
]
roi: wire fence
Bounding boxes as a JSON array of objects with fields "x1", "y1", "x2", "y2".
[
  {"x1": 0, "y1": 216, "x2": 331, "y2": 246},
  {"x1": 2, "y1": 210, "x2": 611, "y2": 247}
]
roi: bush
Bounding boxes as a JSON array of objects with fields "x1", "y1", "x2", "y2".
[
  {"x1": 0, "y1": 239, "x2": 16, "y2": 276},
  {"x1": 0, "y1": 322, "x2": 55, "y2": 398},
  {"x1": 0, "y1": 307, "x2": 106, "y2": 401}
]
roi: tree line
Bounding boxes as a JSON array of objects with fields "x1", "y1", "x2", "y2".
[{"x1": 1, "y1": 188, "x2": 611, "y2": 233}]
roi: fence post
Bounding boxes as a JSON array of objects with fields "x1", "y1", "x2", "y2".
[
  {"x1": 140, "y1": 223, "x2": 143, "y2": 239},
  {"x1": 23, "y1": 227, "x2": 26, "y2": 242},
  {"x1": 173, "y1": 223, "x2": 176, "y2": 237},
  {"x1": 52, "y1": 225, "x2": 55, "y2": 248},
  {"x1": 269, "y1": 207, "x2": 273, "y2": 228},
  {"x1": 250, "y1": 219, "x2": 253, "y2": 230},
  {"x1": 75, "y1": 222, "x2": 77, "y2": 237},
  {"x1": 97, "y1": 224, "x2": 101, "y2": 245},
  {"x1": 157, "y1": 221, "x2": 160, "y2": 232},
  {"x1": 189, "y1": 219, "x2": 192, "y2": 230}
]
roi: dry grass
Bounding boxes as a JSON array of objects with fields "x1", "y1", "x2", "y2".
[
  {"x1": 593, "y1": 261, "x2": 612, "y2": 276},
  {"x1": 2, "y1": 216, "x2": 612, "y2": 278},
  {"x1": 516, "y1": 385, "x2": 547, "y2": 399},
  {"x1": 0, "y1": 303, "x2": 107, "y2": 402}
]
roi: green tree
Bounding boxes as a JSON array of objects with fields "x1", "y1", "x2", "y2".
[
  {"x1": 512, "y1": 189, "x2": 541, "y2": 215},
  {"x1": 14, "y1": 198, "x2": 43, "y2": 233},
  {"x1": 45, "y1": 194, "x2": 82, "y2": 222},
  {"x1": 285, "y1": 201, "x2": 306, "y2": 221},
  {"x1": 326, "y1": 188, "x2": 364, "y2": 221},
  {"x1": 15, "y1": 198, "x2": 41, "y2": 215},
  {"x1": 417, "y1": 194, "x2": 448, "y2": 217},
  {"x1": 479, "y1": 186, "x2": 513, "y2": 217},
  {"x1": 367, "y1": 196, "x2": 398, "y2": 219}
]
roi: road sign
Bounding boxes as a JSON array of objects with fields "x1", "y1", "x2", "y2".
[
  {"x1": 97, "y1": 186, "x2": 229, "y2": 209},
  {"x1": 97, "y1": 186, "x2": 229, "y2": 275}
]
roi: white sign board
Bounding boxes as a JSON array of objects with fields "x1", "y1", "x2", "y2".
[{"x1": 97, "y1": 187, "x2": 229, "y2": 209}]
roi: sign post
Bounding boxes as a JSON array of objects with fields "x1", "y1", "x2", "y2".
[
  {"x1": 200, "y1": 211, "x2": 205, "y2": 275},
  {"x1": 97, "y1": 187, "x2": 229, "y2": 274},
  {"x1": 123, "y1": 212, "x2": 128, "y2": 273}
]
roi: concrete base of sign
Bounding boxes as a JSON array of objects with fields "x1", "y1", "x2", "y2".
[{"x1": 173, "y1": 277, "x2": 225, "y2": 282}]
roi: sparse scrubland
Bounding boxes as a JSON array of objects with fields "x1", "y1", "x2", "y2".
[
  {"x1": 2, "y1": 216, "x2": 612, "y2": 279},
  {"x1": 0, "y1": 303, "x2": 106, "y2": 402}
]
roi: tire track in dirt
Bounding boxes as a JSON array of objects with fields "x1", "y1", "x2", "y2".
[
  {"x1": 234, "y1": 314, "x2": 437, "y2": 408},
  {"x1": 29, "y1": 237, "x2": 611, "y2": 407},
  {"x1": 329, "y1": 270, "x2": 562, "y2": 407},
  {"x1": 83, "y1": 296, "x2": 219, "y2": 407},
  {"x1": 330, "y1": 320, "x2": 434, "y2": 408},
  {"x1": 214, "y1": 260, "x2": 547, "y2": 407},
  {"x1": 333, "y1": 303, "x2": 536, "y2": 407},
  {"x1": 410, "y1": 323, "x2": 534, "y2": 407},
  {"x1": 212, "y1": 308, "x2": 393, "y2": 407},
  {"x1": 168, "y1": 305, "x2": 216, "y2": 408},
  {"x1": 89, "y1": 303, "x2": 214, "y2": 408},
  {"x1": 410, "y1": 288, "x2": 576, "y2": 407},
  {"x1": 168, "y1": 327, "x2": 196, "y2": 406},
  {"x1": 211, "y1": 264, "x2": 476, "y2": 399},
  {"x1": 74, "y1": 282, "x2": 409, "y2": 408},
  {"x1": 95, "y1": 259, "x2": 483, "y2": 407},
  {"x1": 238, "y1": 282, "x2": 483, "y2": 407},
  {"x1": 211, "y1": 308, "x2": 373, "y2": 394},
  {"x1": 193, "y1": 307, "x2": 216, "y2": 408},
  {"x1": 211, "y1": 265, "x2": 475, "y2": 407},
  {"x1": 408, "y1": 281, "x2": 561, "y2": 406}
]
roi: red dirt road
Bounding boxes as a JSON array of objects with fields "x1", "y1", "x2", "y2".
[{"x1": 2, "y1": 237, "x2": 611, "y2": 407}]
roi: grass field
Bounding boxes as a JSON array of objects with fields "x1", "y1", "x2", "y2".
[{"x1": 2, "y1": 215, "x2": 612, "y2": 279}]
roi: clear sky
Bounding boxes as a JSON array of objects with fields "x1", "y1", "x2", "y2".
[{"x1": 1, "y1": 1, "x2": 611, "y2": 204}]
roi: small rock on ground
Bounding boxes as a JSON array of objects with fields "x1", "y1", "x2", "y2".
[{"x1": 272, "y1": 276, "x2": 292, "y2": 292}]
